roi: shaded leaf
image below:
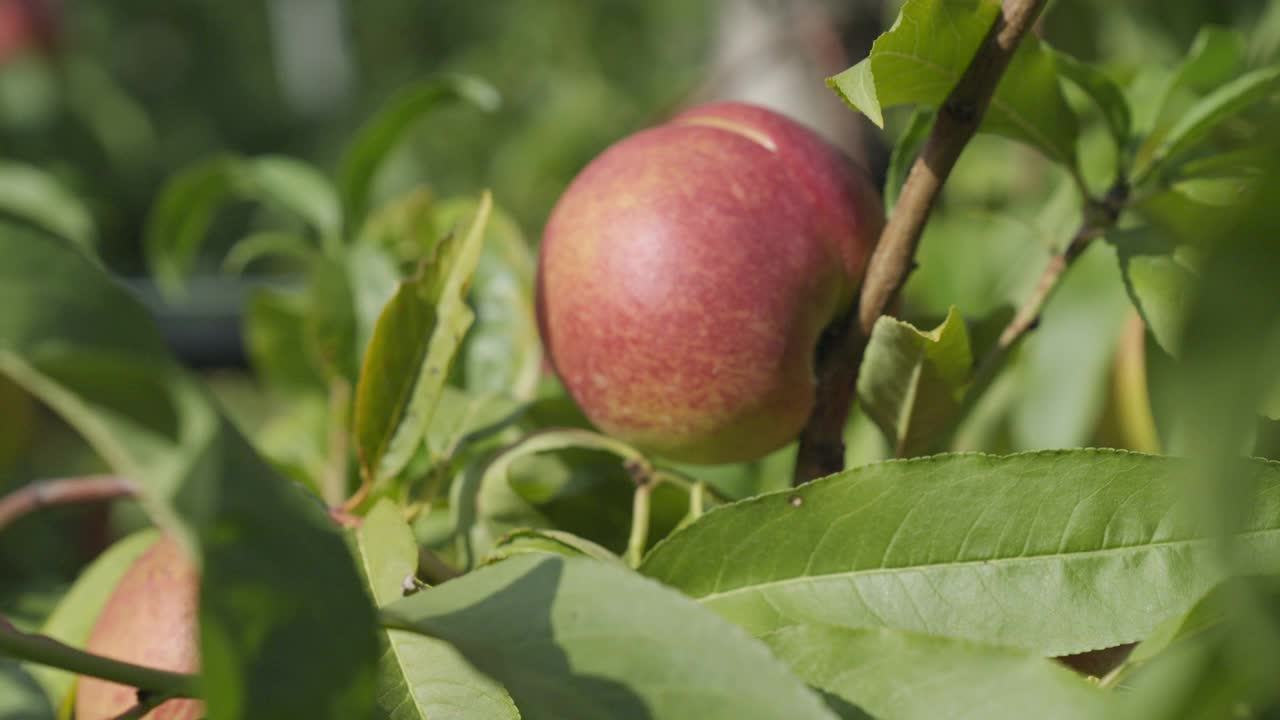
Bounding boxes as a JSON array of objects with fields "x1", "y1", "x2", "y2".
[
  {"x1": 0, "y1": 228, "x2": 379, "y2": 719},
  {"x1": 340, "y1": 75, "x2": 500, "y2": 226},
  {"x1": 146, "y1": 155, "x2": 339, "y2": 296},
  {"x1": 0, "y1": 660, "x2": 53, "y2": 720},
  {"x1": 381, "y1": 554, "x2": 838, "y2": 720},
  {"x1": 1106, "y1": 228, "x2": 1197, "y2": 355},
  {"x1": 435, "y1": 197, "x2": 541, "y2": 400},
  {"x1": 1131, "y1": 27, "x2": 1247, "y2": 137},
  {"x1": 485, "y1": 529, "x2": 623, "y2": 566},
  {"x1": 857, "y1": 307, "x2": 973, "y2": 457},
  {"x1": 764, "y1": 625, "x2": 1111, "y2": 720},
  {"x1": 451, "y1": 429, "x2": 645, "y2": 569},
  {"x1": 640, "y1": 449, "x2": 1280, "y2": 657},
  {"x1": 28, "y1": 530, "x2": 159, "y2": 709},
  {"x1": 248, "y1": 155, "x2": 342, "y2": 246},
  {"x1": 353, "y1": 192, "x2": 492, "y2": 484},
  {"x1": 827, "y1": 0, "x2": 1078, "y2": 166},
  {"x1": 306, "y1": 258, "x2": 360, "y2": 381},
  {"x1": 353, "y1": 501, "x2": 519, "y2": 720},
  {"x1": 0, "y1": 162, "x2": 96, "y2": 255},
  {"x1": 222, "y1": 231, "x2": 315, "y2": 274},
  {"x1": 884, "y1": 108, "x2": 933, "y2": 214},
  {"x1": 1137, "y1": 65, "x2": 1280, "y2": 183},
  {"x1": 1052, "y1": 49, "x2": 1131, "y2": 153},
  {"x1": 243, "y1": 287, "x2": 328, "y2": 396}
]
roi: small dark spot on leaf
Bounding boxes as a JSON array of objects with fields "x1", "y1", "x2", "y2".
[{"x1": 788, "y1": 494, "x2": 803, "y2": 508}]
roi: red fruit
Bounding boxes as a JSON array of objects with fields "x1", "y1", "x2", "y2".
[
  {"x1": 75, "y1": 536, "x2": 202, "y2": 720},
  {"x1": 536, "y1": 101, "x2": 883, "y2": 464}
]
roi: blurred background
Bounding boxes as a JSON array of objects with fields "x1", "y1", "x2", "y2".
[{"x1": 2, "y1": 0, "x2": 1278, "y2": 621}]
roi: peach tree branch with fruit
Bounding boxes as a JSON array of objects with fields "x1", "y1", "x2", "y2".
[{"x1": 3, "y1": 2, "x2": 1280, "y2": 719}]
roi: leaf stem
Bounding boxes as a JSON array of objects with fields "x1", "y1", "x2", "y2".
[
  {"x1": 0, "y1": 616, "x2": 200, "y2": 700},
  {"x1": 0, "y1": 475, "x2": 138, "y2": 533},
  {"x1": 625, "y1": 483, "x2": 653, "y2": 568},
  {"x1": 322, "y1": 377, "x2": 352, "y2": 507},
  {"x1": 794, "y1": 0, "x2": 1051, "y2": 485}
]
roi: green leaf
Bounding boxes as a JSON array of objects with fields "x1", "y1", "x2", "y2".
[
  {"x1": 0, "y1": 660, "x2": 53, "y2": 720},
  {"x1": 640, "y1": 449, "x2": 1280, "y2": 657},
  {"x1": 1052, "y1": 50, "x2": 1132, "y2": 153},
  {"x1": 356, "y1": 188, "x2": 438, "y2": 267},
  {"x1": 339, "y1": 75, "x2": 500, "y2": 226},
  {"x1": 1131, "y1": 27, "x2": 1247, "y2": 137},
  {"x1": 763, "y1": 625, "x2": 1111, "y2": 720},
  {"x1": 1108, "y1": 577, "x2": 1280, "y2": 719},
  {"x1": 381, "y1": 554, "x2": 838, "y2": 720},
  {"x1": 827, "y1": 0, "x2": 1078, "y2": 167},
  {"x1": 485, "y1": 529, "x2": 623, "y2": 566},
  {"x1": 247, "y1": 155, "x2": 343, "y2": 246},
  {"x1": 0, "y1": 162, "x2": 96, "y2": 255},
  {"x1": 305, "y1": 258, "x2": 360, "y2": 382},
  {"x1": 146, "y1": 155, "x2": 340, "y2": 297},
  {"x1": 1106, "y1": 228, "x2": 1197, "y2": 355},
  {"x1": 28, "y1": 530, "x2": 159, "y2": 709},
  {"x1": 222, "y1": 231, "x2": 316, "y2": 274},
  {"x1": 0, "y1": 228, "x2": 378, "y2": 719},
  {"x1": 1137, "y1": 65, "x2": 1280, "y2": 183},
  {"x1": 354, "y1": 500, "x2": 520, "y2": 720},
  {"x1": 243, "y1": 287, "x2": 328, "y2": 396},
  {"x1": 884, "y1": 108, "x2": 933, "y2": 214},
  {"x1": 451, "y1": 428, "x2": 645, "y2": 569},
  {"x1": 435, "y1": 197, "x2": 542, "y2": 400},
  {"x1": 353, "y1": 192, "x2": 492, "y2": 485},
  {"x1": 857, "y1": 307, "x2": 973, "y2": 457}
]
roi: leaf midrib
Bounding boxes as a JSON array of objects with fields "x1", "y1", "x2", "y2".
[{"x1": 690, "y1": 525, "x2": 1280, "y2": 603}]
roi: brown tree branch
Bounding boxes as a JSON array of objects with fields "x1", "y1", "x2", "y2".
[
  {"x1": 794, "y1": 0, "x2": 1050, "y2": 485},
  {"x1": 0, "y1": 475, "x2": 138, "y2": 532}
]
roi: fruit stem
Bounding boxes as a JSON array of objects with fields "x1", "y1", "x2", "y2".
[
  {"x1": 0, "y1": 615, "x2": 201, "y2": 700},
  {"x1": 625, "y1": 483, "x2": 653, "y2": 568}
]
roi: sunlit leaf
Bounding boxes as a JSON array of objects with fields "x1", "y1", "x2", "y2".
[
  {"x1": 641, "y1": 450, "x2": 1280, "y2": 657},
  {"x1": 827, "y1": 0, "x2": 1078, "y2": 167},
  {"x1": 353, "y1": 192, "x2": 492, "y2": 485}
]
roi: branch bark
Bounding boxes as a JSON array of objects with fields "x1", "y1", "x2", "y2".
[
  {"x1": 794, "y1": 0, "x2": 1050, "y2": 485},
  {"x1": 0, "y1": 475, "x2": 138, "y2": 532}
]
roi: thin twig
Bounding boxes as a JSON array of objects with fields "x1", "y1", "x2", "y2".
[
  {"x1": 977, "y1": 180, "x2": 1128, "y2": 375},
  {"x1": 0, "y1": 475, "x2": 138, "y2": 532},
  {"x1": 0, "y1": 615, "x2": 200, "y2": 699},
  {"x1": 793, "y1": 0, "x2": 1050, "y2": 485},
  {"x1": 929, "y1": 180, "x2": 1129, "y2": 454}
]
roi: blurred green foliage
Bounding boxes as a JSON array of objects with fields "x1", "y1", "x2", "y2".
[{"x1": 0, "y1": 0, "x2": 712, "y2": 272}]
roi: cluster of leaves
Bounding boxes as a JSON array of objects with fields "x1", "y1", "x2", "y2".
[{"x1": 2, "y1": 1, "x2": 1280, "y2": 718}]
